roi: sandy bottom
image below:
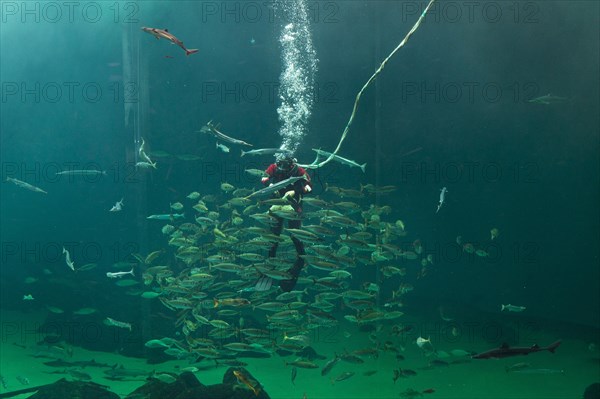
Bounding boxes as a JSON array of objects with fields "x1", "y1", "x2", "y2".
[{"x1": 1, "y1": 310, "x2": 598, "y2": 399}]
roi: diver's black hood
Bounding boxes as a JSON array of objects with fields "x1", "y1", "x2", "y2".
[{"x1": 276, "y1": 157, "x2": 297, "y2": 174}]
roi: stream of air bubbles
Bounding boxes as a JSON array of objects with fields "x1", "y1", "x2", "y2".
[{"x1": 275, "y1": 0, "x2": 318, "y2": 157}]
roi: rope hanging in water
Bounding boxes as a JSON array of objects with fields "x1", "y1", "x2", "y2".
[{"x1": 303, "y1": 0, "x2": 437, "y2": 170}]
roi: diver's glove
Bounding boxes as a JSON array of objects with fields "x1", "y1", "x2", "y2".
[
  {"x1": 261, "y1": 177, "x2": 270, "y2": 185},
  {"x1": 304, "y1": 185, "x2": 312, "y2": 193},
  {"x1": 283, "y1": 190, "x2": 295, "y2": 199}
]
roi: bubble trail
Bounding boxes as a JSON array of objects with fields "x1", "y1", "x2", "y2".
[{"x1": 275, "y1": 0, "x2": 318, "y2": 157}]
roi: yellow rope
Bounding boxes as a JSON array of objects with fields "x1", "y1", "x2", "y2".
[{"x1": 304, "y1": 0, "x2": 437, "y2": 170}]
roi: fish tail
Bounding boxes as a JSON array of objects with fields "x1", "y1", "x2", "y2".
[
  {"x1": 547, "y1": 340, "x2": 561, "y2": 353},
  {"x1": 186, "y1": 49, "x2": 199, "y2": 56},
  {"x1": 213, "y1": 299, "x2": 219, "y2": 308},
  {"x1": 360, "y1": 163, "x2": 367, "y2": 173}
]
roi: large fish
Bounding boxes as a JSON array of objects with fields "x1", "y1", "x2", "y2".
[
  {"x1": 245, "y1": 176, "x2": 306, "y2": 199},
  {"x1": 43, "y1": 359, "x2": 111, "y2": 368},
  {"x1": 198, "y1": 120, "x2": 253, "y2": 147},
  {"x1": 104, "y1": 364, "x2": 151, "y2": 379},
  {"x1": 312, "y1": 148, "x2": 366, "y2": 172},
  {"x1": 528, "y1": 94, "x2": 569, "y2": 105},
  {"x1": 147, "y1": 213, "x2": 185, "y2": 221},
  {"x1": 241, "y1": 148, "x2": 293, "y2": 157},
  {"x1": 141, "y1": 27, "x2": 199, "y2": 56},
  {"x1": 55, "y1": 170, "x2": 106, "y2": 176},
  {"x1": 472, "y1": 340, "x2": 561, "y2": 359},
  {"x1": 6, "y1": 177, "x2": 47, "y2": 194}
]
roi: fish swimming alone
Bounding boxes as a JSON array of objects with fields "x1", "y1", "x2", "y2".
[
  {"x1": 436, "y1": 187, "x2": 447, "y2": 213},
  {"x1": 6, "y1": 177, "x2": 47, "y2": 194},
  {"x1": 241, "y1": 148, "x2": 293, "y2": 157},
  {"x1": 62, "y1": 247, "x2": 75, "y2": 271},
  {"x1": 110, "y1": 198, "x2": 124, "y2": 212},
  {"x1": 198, "y1": 120, "x2": 253, "y2": 147},
  {"x1": 104, "y1": 317, "x2": 132, "y2": 331},
  {"x1": 55, "y1": 169, "x2": 106, "y2": 176},
  {"x1": 312, "y1": 148, "x2": 366, "y2": 172},
  {"x1": 472, "y1": 340, "x2": 561, "y2": 359},
  {"x1": 528, "y1": 93, "x2": 569, "y2": 105},
  {"x1": 141, "y1": 27, "x2": 199, "y2": 56},
  {"x1": 245, "y1": 176, "x2": 306, "y2": 199},
  {"x1": 501, "y1": 304, "x2": 526, "y2": 312}
]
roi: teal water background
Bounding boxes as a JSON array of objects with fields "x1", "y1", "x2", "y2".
[{"x1": 1, "y1": 0, "x2": 598, "y2": 357}]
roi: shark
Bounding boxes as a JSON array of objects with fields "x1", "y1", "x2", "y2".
[
  {"x1": 472, "y1": 340, "x2": 561, "y2": 359},
  {"x1": 141, "y1": 27, "x2": 199, "y2": 56}
]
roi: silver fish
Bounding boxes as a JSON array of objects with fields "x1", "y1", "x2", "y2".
[
  {"x1": 110, "y1": 198, "x2": 124, "y2": 212},
  {"x1": 245, "y1": 176, "x2": 306, "y2": 199},
  {"x1": 6, "y1": 177, "x2": 47, "y2": 194},
  {"x1": 55, "y1": 170, "x2": 106, "y2": 176},
  {"x1": 241, "y1": 148, "x2": 293, "y2": 157},
  {"x1": 104, "y1": 317, "x2": 132, "y2": 331},
  {"x1": 436, "y1": 187, "x2": 447, "y2": 213},
  {"x1": 528, "y1": 94, "x2": 569, "y2": 105},
  {"x1": 62, "y1": 247, "x2": 75, "y2": 271},
  {"x1": 311, "y1": 148, "x2": 366, "y2": 172},
  {"x1": 501, "y1": 304, "x2": 526, "y2": 312},
  {"x1": 198, "y1": 120, "x2": 253, "y2": 147},
  {"x1": 512, "y1": 368, "x2": 565, "y2": 374},
  {"x1": 147, "y1": 213, "x2": 185, "y2": 221}
]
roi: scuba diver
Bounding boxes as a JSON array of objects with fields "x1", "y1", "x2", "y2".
[{"x1": 261, "y1": 155, "x2": 312, "y2": 292}]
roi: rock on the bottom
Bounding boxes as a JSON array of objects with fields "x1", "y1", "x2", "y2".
[{"x1": 27, "y1": 378, "x2": 120, "y2": 399}]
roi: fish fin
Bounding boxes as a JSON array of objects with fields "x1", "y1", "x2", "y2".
[
  {"x1": 547, "y1": 340, "x2": 561, "y2": 353},
  {"x1": 360, "y1": 163, "x2": 367, "y2": 173},
  {"x1": 186, "y1": 49, "x2": 199, "y2": 56}
]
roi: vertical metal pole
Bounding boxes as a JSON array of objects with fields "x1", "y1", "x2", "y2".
[
  {"x1": 373, "y1": 2, "x2": 383, "y2": 310},
  {"x1": 121, "y1": 17, "x2": 150, "y2": 344}
]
